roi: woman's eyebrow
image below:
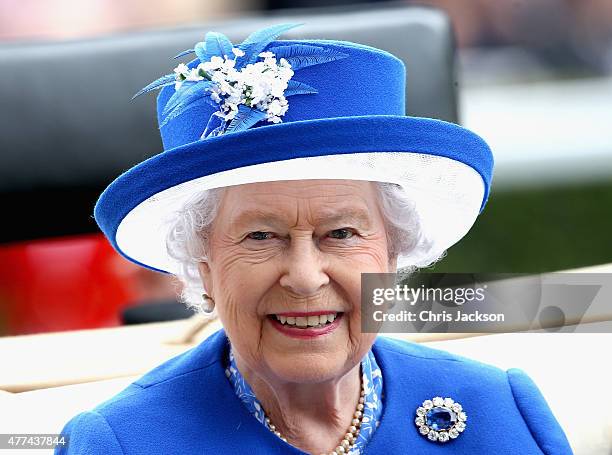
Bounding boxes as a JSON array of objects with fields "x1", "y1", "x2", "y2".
[
  {"x1": 231, "y1": 208, "x2": 373, "y2": 229},
  {"x1": 314, "y1": 209, "x2": 373, "y2": 228},
  {"x1": 230, "y1": 209, "x2": 289, "y2": 228}
]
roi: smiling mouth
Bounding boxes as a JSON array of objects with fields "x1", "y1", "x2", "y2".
[{"x1": 268, "y1": 312, "x2": 343, "y2": 329}]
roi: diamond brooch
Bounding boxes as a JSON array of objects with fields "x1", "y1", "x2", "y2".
[{"x1": 415, "y1": 396, "x2": 467, "y2": 443}]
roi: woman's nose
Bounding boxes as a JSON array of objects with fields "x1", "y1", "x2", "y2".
[{"x1": 279, "y1": 236, "x2": 329, "y2": 297}]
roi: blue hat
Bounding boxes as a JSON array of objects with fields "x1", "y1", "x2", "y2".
[{"x1": 94, "y1": 23, "x2": 493, "y2": 274}]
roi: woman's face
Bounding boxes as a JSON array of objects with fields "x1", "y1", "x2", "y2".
[{"x1": 198, "y1": 180, "x2": 396, "y2": 384}]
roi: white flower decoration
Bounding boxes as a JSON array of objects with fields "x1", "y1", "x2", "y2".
[
  {"x1": 171, "y1": 49, "x2": 295, "y2": 128},
  {"x1": 134, "y1": 24, "x2": 349, "y2": 138}
]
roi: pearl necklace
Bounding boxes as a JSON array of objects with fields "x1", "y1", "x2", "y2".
[{"x1": 262, "y1": 377, "x2": 366, "y2": 455}]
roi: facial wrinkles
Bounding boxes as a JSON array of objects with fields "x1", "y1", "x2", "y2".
[
  {"x1": 238, "y1": 187, "x2": 378, "y2": 283},
  {"x1": 208, "y1": 181, "x2": 391, "y2": 376},
  {"x1": 282, "y1": 195, "x2": 371, "y2": 360}
]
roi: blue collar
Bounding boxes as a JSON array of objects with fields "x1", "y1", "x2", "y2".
[{"x1": 224, "y1": 345, "x2": 384, "y2": 454}]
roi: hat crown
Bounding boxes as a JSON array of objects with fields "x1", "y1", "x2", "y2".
[{"x1": 157, "y1": 39, "x2": 406, "y2": 151}]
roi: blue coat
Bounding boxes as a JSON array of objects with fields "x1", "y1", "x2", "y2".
[{"x1": 56, "y1": 329, "x2": 572, "y2": 454}]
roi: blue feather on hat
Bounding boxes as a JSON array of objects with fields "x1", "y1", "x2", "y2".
[{"x1": 133, "y1": 23, "x2": 348, "y2": 139}]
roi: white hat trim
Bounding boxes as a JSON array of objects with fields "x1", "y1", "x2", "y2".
[{"x1": 116, "y1": 152, "x2": 484, "y2": 274}]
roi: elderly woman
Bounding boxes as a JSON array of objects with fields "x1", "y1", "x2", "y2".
[{"x1": 57, "y1": 24, "x2": 572, "y2": 454}]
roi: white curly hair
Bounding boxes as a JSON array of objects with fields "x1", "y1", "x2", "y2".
[{"x1": 165, "y1": 181, "x2": 446, "y2": 314}]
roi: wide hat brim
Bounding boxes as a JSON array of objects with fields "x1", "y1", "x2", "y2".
[{"x1": 94, "y1": 114, "x2": 493, "y2": 274}]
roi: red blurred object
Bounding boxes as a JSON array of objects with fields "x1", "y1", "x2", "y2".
[{"x1": 0, "y1": 233, "x2": 140, "y2": 335}]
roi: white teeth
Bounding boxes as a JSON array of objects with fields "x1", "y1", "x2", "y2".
[
  {"x1": 307, "y1": 315, "x2": 319, "y2": 326},
  {"x1": 274, "y1": 313, "x2": 339, "y2": 327}
]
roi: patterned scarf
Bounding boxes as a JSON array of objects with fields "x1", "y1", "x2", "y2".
[{"x1": 225, "y1": 346, "x2": 384, "y2": 454}]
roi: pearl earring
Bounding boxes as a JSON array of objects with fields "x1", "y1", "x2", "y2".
[{"x1": 202, "y1": 293, "x2": 215, "y2": 313}]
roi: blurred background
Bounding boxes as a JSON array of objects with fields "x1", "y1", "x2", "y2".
[{"x1": 0, "y1": 0, "x2": 611, "y2": 336}]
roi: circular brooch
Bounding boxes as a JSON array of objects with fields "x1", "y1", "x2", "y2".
[{"x1": 414, "y1": 396, "x2": 467, "y2": 443}]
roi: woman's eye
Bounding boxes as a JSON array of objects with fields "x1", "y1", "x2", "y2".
[
  {"x1": 328, "y1": 228, "x2": 354, "y2": 240},
  {"x1": 247, "y1": 231, "x2": 273, "y2": 241}
]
